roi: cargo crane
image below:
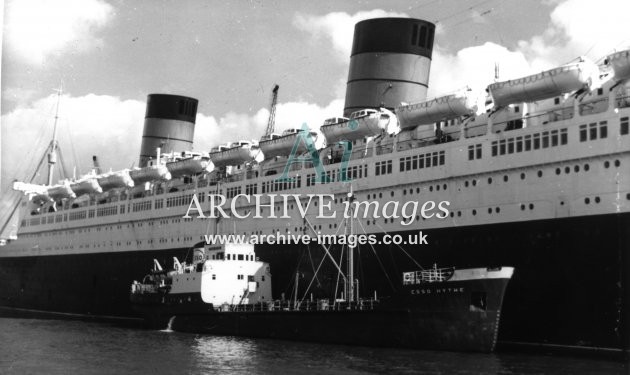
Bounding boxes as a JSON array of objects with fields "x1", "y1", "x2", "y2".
[{"x1": 262, "y1": 84, "x2": 279, "y2": 140}]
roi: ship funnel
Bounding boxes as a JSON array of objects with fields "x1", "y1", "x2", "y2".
[
  {"x1": 139, "y1": 94, "x2": 199, "y2": 167},
  {"x1": 343, "y1": 18, "x2": 435, "y2": 117}
]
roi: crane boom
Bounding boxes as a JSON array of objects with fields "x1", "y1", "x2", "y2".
[{"x1": 264, "y1": 84, "x2": 279, "y2": 137}]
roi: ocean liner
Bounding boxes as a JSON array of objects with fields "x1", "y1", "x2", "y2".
[{"x1": 1, "y1": 17, "x2": 629, "y2": 354}]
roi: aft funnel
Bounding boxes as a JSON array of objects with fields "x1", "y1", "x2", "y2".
[
  {"x1": 139, "y1": 94, "x2": 199, "y2": 167},
  {"x1": 343, "y1": 18, "x2": 435, "y2": 117}
]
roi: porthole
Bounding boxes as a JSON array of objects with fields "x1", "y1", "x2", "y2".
[
  {"x1": 464, "y1": 181, "x2": 469, "y2": 188},
  {"x1": 457, "y1": 211, "x2": 462, "y2": 217},
  {"x1": 472, "y1": 180, "x2": 477, "y2": 186},
  {"x1": 555, "y1": 168, "x2": 561, "y2": 175},
  {"x1": 472, "y1": 209, "x2": 477, "y2": 216},
  {"x1": 488, "y1": 208, "x2": 492, "y2": 214},
  {"x1": 436, "y1": 185, "x2": 441, "y2": 191},
  {"x1": 574, "y1": 165, "x2": 580, "y2": 172},
  {"x1": 537, "y1": 170, "x2": 543, "y2": 177},
  {"x1": 430, "y1": 186, "x2": 434, "y2": 192},
  {"x1": 496, "y1": 207, "x2": 501, "y2": 213},
  {"x1": 391, "y1": 191, "x2": 394, "y2": 197},
  {"x1": 488, "y1": 177, "x2": 493, "y2": 184},
  {"x1": 503, "y1": 175, "x2": 509, "y2": 182},
  {"x1": 443, "y1": 184, "x2": 447, "y2": 190},
  {"x1": 584, "y1": 164, "x2": 590, "y2": 171},
  {"x1": 595, "y1": 197, "x2": 600, "y2": 203},
  {"x1": 615, "y1": 160, "x2": 620, "y2": 167},
  {"x1": 416, "y1": 188, "x2": 421, "y2": 194},
  {"x1": 604, "y1": 161, "x2": 610, "y2": 168},
  {"x1": 585, "y1": 198, "x2": 590, "y2": 204},
  {"x1": 564, "y1": 166, "x2": 570, "y2": 174},
  {"x1": 529, "y1": 203, "x2": 534, "y2": 210}
]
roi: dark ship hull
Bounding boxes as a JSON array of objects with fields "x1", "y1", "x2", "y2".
[
  {"x1": 132, "y1": 277, "x2": 511, "y2": 353},
  {"x1": 0, "y1": 212, "x2": 628, "y2": 353}
]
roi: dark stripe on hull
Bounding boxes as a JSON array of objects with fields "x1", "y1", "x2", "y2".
[{"x1": 0, "y1": 213, "x2": 628, "y2": 352}]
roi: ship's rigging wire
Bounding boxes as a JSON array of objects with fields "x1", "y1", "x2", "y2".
[
  {"x1": 63, "y1": 118, "x2": 82, "y2": 177},
  {"x1": 408, "y1": 0, "x2": 442, "y2": 10},
  {"x1": 305, "y1": 242, "x2": 321, "y2": 287},
  {"x1": 355, "y1": 218, "x2": 397, "y2": 292},
  {"x1": 433, "y1": 0, "x2": 495, "y2": 24},
  {"x1": 372, "y1": 220, "x2": 424, "y2": 270},
  {"x1": 298, "y1": 212, "x2": 348, "y2": 303},
  {"x1": 303, "y1": 215, "x2": 347, "y2": 280}
]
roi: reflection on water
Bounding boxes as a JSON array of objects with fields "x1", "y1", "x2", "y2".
[{"x1": 0, "y1": 318, "x2": 627, "y2": 375}]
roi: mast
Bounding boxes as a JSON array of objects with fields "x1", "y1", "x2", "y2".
[
  {"x1": 47, "y1": 86, "x2": 62, "y2": 185},
  {"x1": 346, "y1": 189, "x2": 355, "y2": 303}
]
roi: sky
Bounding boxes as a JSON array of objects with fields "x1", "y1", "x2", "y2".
[{"x1": 1, "y1": 0, "x2": 630, "y2": 193}]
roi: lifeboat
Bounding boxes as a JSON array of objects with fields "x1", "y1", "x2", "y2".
[
  {"x1": 165, "y1": 156, "x2": 213, "y2": 177},
  {"x1": 209, "y1": 141, "x2": 260, "y2": 167},
  {"x1": 396, "y1": 92, "x2": 478, "y2": 130},
  {"x1": 47, "y1": 181, "x2": 76, "y2": 200},
  {"x1": 12, "y1": 182, "x2": 51, "y2": 204},
  {"x1": 321, "y1": 110, "x2": 390, "y2": 143},
  {"x1": 209, "y1": 143, "x2": 233, "y2": 154},
  {"x1": 97, "y1": 169, "x2": 134, "y2": 191},
  {"x1": 129, "y1": 164, "x2": 172, "y2": 184},
  {"x1": 488, "y1": 57, "x2": 598, "y2": 107},
  {"x1": 259, "y1": 128, "x2": 324, "y2": 159},
  {"x1": 606, "y1": 49, "x2": 630, "y2": 81},
  {"x1": 70, "y1": 177, "x2": 102, "y2": 197}
]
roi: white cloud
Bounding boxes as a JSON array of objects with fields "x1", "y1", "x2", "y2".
[
  {"x1": 293, "y1": 9, "x2": 408, "y2": 61},
  {"x1": 4, "y1": 0, "x2": 114, "y2": 65},
  {"x1": 428, "y1": 43, "x2": 533, "y2": 97},
  {"x1": 519, "y1": 0, "x2": 630, "y2": 70},
  {"x1": 1, "y1": 94, "x2": 145, "y2": 185},
  {"x1": 1, "y1": 93, "x2": 344, "y2": 188},
  {"x1": 293, "y1": 1, "x2": 630, "y2": 99},
  {"x1": 194, "y1": 99, "x2": 344, "y2": 150}
]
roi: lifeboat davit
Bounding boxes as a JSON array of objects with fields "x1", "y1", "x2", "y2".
[
  {"x1": 606, "y1": 49, "x2": 630, "y2": 81},
  {"x1": 209, "y1": 141, "x2": 260, "y2": 167},
  {"x1": 320, "y1": 109, "x2": 390, "y2": 143},
  {"x1": 396, "y1": 92, "x2": 478, "y2": 130},
  {"x1": 129, "y1": 164, "x2": 172, "y2": 184},
  {"x1": 70, "y1": 177, "x2": 102, "y2": 196},
  {"x1": 47, "y1": 180, "x2": 76, "y2": 200},
  {"x1": 97, "y1": 170, "x2": 134, "y2": 191},
  {"x1": 165, "y1": 156, "x2": 213, "y2": 178},
  {"x1": 32, "y1": 193, "x2": 52, "y2": 205},
  {"x1": 259, "y1": 128, "x2": 324, "y2": 159},
  {"x1": 488, "y1": 57, "x2": 598, "y2": 107}
]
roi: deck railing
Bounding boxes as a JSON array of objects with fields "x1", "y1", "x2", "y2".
[
  {"x1": 402, "y1": 267, "x2": 454, "y2": 285},
  {"x1": 219, "y1": 298, "x2": 380, "y2": 313}
]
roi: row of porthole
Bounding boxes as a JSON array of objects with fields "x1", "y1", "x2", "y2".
[
  {"x1": 464, "y1": 162, "x2": 596, "y2": 187},
  {"x1": 584, "y1": 196, "x2": 601, "y2": 204}
]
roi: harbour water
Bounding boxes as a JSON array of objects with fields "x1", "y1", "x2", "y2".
[{"x1": 0, "y1": 317, "x2": 626, "y2": 374}]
